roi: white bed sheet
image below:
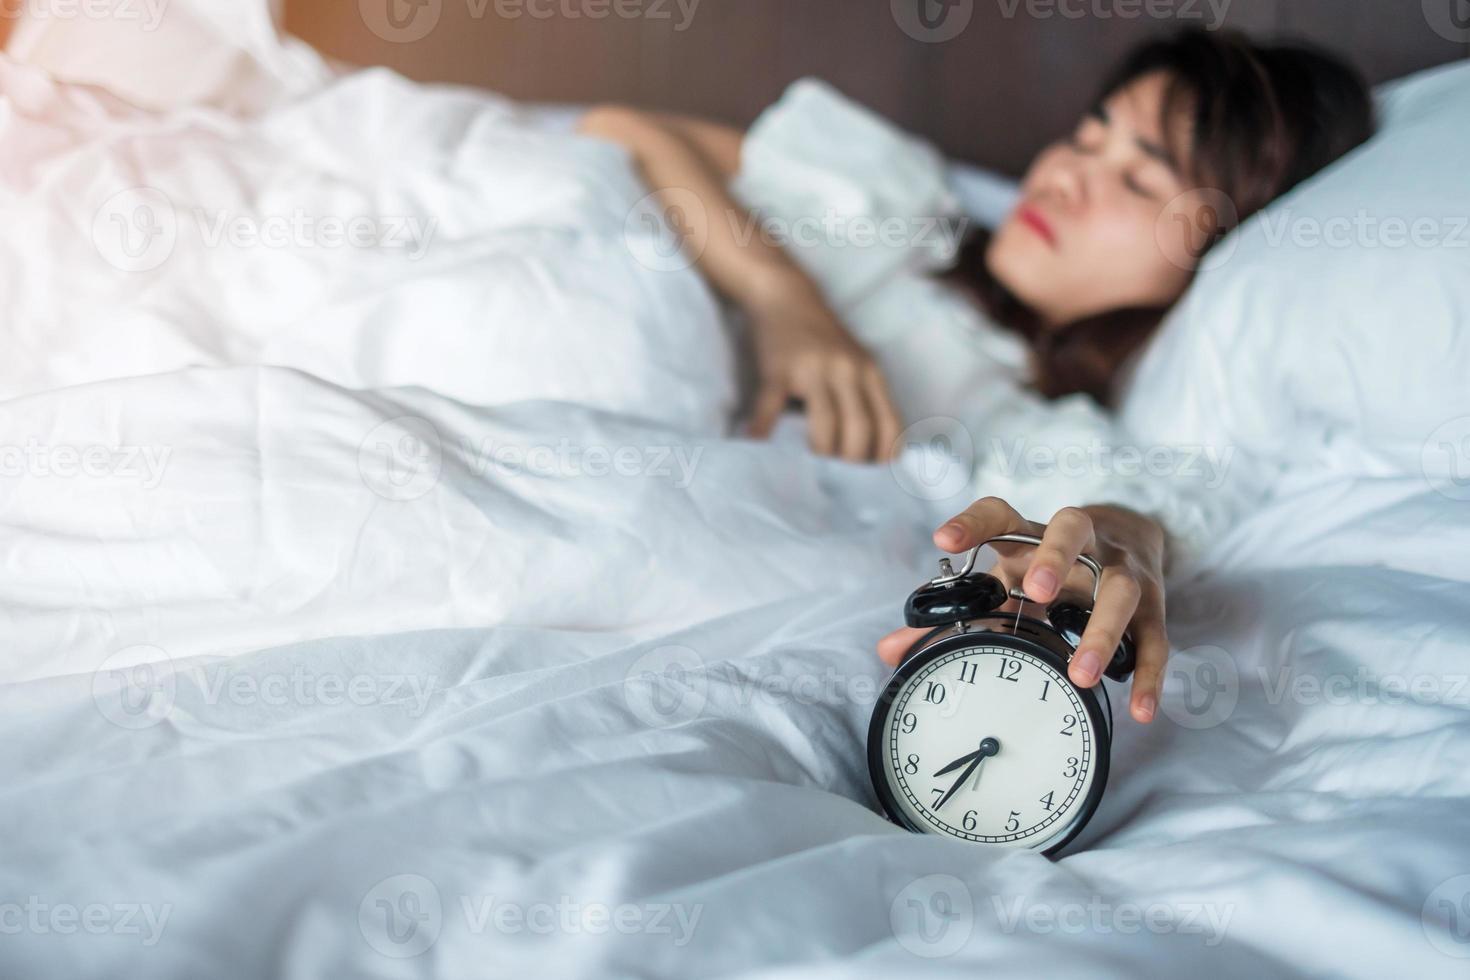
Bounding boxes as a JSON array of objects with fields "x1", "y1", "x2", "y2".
[
  {"x1": 1, "y1": 363, "x2": 1467, "y2": 979},
  {"x1": 0, "y1": 28, "x2": 1467, "y2": 980}
]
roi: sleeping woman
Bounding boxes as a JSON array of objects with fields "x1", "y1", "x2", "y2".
[{"x1": 579, "y1": 29, "x2": 1374, "y2": 724}]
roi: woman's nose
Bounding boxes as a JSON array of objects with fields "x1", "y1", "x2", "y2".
[{"x1": 1041, "y1": 153, "x2": 1088, "y2": 212}]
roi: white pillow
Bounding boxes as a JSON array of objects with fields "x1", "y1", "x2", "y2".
[
  {"x1": 731, "y1": 78, "x2": 965, "y2": 310},
  {"x1": 1118, "y1": 59, "x2": 1470, "y2": 501}
]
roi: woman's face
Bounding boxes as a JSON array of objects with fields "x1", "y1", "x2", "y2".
[{"x1": 986, "y1": 71, "x2": 1214, "y2": 327}]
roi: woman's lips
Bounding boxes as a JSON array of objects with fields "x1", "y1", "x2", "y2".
[{"x1": 1016, "y1": 205, "x2": 1058, "y2": 248}]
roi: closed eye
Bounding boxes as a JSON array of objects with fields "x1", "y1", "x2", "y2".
[{"x1": 1124, "y1": 173, "x2": 1157, "y2": 199}]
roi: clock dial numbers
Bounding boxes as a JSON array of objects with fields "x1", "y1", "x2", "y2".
[{"x1": 883, "y1": 646, "x2": 1097, "y2": 848}]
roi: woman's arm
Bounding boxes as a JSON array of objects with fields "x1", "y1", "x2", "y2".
[
  {"x1": 876, "y1": 498, "x2": 1171, "y2": 725},
  {"x1": 578, "y1": 105, "x2": 902, "y2": 462}
]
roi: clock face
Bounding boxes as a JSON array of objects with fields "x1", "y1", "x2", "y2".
[{"x1": 877, "y1": 643, "x2": 1102, "y2": 851}]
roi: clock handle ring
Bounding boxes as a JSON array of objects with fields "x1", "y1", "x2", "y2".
[{"x1": 928, "y1": 532, "x2": 1103, "y2": 608}]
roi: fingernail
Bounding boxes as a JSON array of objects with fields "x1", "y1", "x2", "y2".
[
  {"x1": 1137, "y1": 694, "x2": 1157, "y2": 721},
  {"x1": 1071, "y1": 649, "x2": 1102, "y2": 685},
  {"x1": 936, "y1": 522, "x2": 965, "y2": 546},
  {"x1": 1026, "y1": 568, "x2": 1058, "y2": 601}
]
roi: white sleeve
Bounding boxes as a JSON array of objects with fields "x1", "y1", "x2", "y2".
[{"x1": 730, "y1": 77, "x2": 961, "y2": 308}]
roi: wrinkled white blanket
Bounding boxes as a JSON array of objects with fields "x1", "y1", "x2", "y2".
[{"x1": 0, "y1": 19, "x2": 1467, "y2": 980}]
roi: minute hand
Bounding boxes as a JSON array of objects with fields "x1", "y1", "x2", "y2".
[
  {"x1": 933, "y1": 738, "x2": 1001, "y2": 812},
  {"x1": 933, "y1": 755, "x2": 983, "y2": 811}
]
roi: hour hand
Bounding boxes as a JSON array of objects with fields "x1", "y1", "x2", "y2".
[
  {"x1": 932, "y1": 750, "x2": 980, "y2": 780},
  {"x1": 931, "y1": 738, "x2": 1001, "y2": 780}
]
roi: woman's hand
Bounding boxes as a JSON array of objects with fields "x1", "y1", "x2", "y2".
[
  {"x1": 876, "y1": 497, "x2": 1170, "y2": 724},
  {"x1": 744, "y1": 277, "x2": 903, "y2": 462},
  {"x1": 577, "y1": 106, "x2": 902, "y2": 463}
]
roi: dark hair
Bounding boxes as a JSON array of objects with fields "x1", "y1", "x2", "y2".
[{"x1": 950, "y1": 28, "x2": 1376, "y2": 405}]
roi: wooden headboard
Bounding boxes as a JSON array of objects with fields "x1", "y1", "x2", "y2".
[{"x1": 287, "y1": 1, "x2": 1467, "y2": 175}]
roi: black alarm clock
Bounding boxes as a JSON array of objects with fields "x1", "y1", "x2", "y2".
[{"x1": 867, "y1": 533, "x2": 1135, "y2": 856}]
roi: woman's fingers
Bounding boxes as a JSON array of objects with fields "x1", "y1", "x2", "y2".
[
  {"x1": 801, "y1": 375, "x2": 838, "y2": 456},
  {"x1": 1126, "y1": 592, "x2": 1169, "y2": 722},
  {"x1": 934, "y1": 497, "x2": 1035, "y2": 553},
  {"x1": 825, "y1": 355, "x2": 901, "y2": 462},
  {"x1": 1070, "y1": 565, "x2": 1142, "y2": 688},
  {"x1": 828, "y1": 363, "x2": 873, "y2": 462},
  {"x1": 877, "y1": 625, "x2": 928, "y2": 667},
  {"x1": 863, "y1": 364, "x2": 903, "y2": 462},
  {"x1": 1026, "y1": 507, "x2": 1097, "y2": 603},
  {"x1": 883, "y1": 498, "x2": 1171, "y2": 727},
  {"x1": 747, "y1": 383, "x2": 789, "y2": 439}
]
